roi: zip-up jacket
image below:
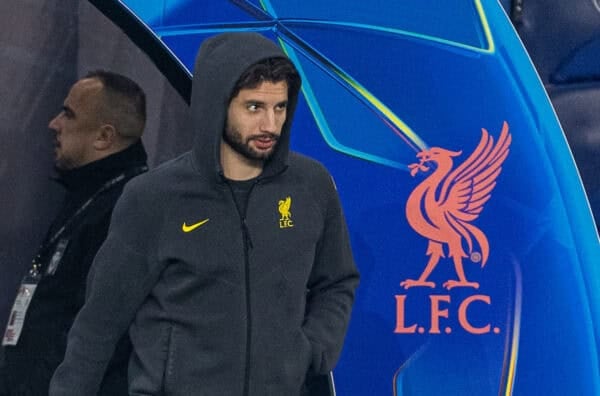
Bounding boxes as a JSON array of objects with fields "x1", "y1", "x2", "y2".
[
  {"x1": 50, "y1": 32, "x2": 359, "y2": 396},
  {"x1": 1, "y1": 141, "x2": 147, "y2": 396}
]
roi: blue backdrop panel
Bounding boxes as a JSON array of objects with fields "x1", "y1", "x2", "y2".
[{"x1": 115, "y1": 1, "x2": 600, "y2": 395}]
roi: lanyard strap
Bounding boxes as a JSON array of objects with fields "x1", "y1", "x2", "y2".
[{"x1": 29, "y1": 165, "x2": 148, "y2": 277}]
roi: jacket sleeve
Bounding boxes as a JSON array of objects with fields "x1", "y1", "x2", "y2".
[
  {"x1": 302, "y1": 174, "x2": 359, "y2": 375},
  {"x1": 49, "y1": 179, "x2": 165, "y2": 396}
]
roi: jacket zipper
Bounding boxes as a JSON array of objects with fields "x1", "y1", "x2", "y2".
[
  {"x1": 241, "y1": 216, "x2": 252, "y2": 396},
  {"x1": 226, "y1": 180, "x2": 257, "y2": 396}
]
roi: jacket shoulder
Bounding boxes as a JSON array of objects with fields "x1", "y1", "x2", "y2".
[
  {"x1": 286, "y1": 152, "x2": 337, "y2": 190},
  {"x1": 108, "y1": 152, "x2": 196, "y2": 236},
  {"x1": 287, "y1": 152, "x2": 331, "y2": 179},
  {"x1": 124, "y1": 151, "x2": 196, "y2": 195},
  {"x1": 285, "y1": 152, "x2": 342, "y2": 216}
]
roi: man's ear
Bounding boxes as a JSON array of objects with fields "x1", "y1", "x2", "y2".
[{"x1": 93, "y1": 124, "x2": 117, "y2": 150}]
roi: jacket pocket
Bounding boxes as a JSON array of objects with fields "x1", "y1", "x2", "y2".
[
  {"x1": 299, "y1": 328, "x2": 313, "y2": 374},
  {"x1": 288, "y1": 328, "x2": 313, "y2": 384},
  {"x1": 161, "y1": 324, "x2": 176, "y2": 395},
  {"x1": 263, "y1": 328, "x2": 313, "y2": 395}
]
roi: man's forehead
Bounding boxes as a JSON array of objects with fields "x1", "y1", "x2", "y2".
[
  {"x1": 236, "y1": 80, "x2": 288, "y2": 101},
  {"x1": 66, "y1": 79, "x2": 103, "y2": 106}
]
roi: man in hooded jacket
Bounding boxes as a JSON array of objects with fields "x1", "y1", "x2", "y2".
[{"x1": 50, "y1": 32, "x2": 359, "y2": 396}]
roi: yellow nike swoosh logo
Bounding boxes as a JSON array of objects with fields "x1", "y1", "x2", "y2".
[{"x1": 182, "y1": 219, "x2": 209, "y2": 233}]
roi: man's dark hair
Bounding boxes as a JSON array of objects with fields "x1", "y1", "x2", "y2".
[
  {"x1": 229, "y1": 57, "x2": 301, "y2": 103},
  {"x1": 85, "y1": 70, "x2": 146, "y2": 139}
]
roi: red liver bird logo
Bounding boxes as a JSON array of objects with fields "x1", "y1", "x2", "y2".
[{"x1": 402, "y1": 122, "x2": 511, "y2": 290}]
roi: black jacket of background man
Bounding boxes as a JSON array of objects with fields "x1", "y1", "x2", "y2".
[{"x1": 0, "y1": 140, "x2": 147, "y2": 396}]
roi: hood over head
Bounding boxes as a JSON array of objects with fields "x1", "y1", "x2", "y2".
[{"x1": 190, "y1": 32, "x2": 301, "y2": 182}]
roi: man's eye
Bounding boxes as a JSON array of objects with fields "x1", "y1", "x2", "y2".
[
  {"x1": 60, "y1": 106, "x2": 75, "y2": 119},
  {"x1": 247, "y1": 104, "x2": 259, "y2": 111}
]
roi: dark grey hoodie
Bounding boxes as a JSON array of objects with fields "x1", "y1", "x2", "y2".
[{"x1": 50, "y1": 32, "x2": 359, "y2": 396}]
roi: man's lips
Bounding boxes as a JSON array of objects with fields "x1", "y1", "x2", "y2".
[{"x1": 251, "y1": 134, "x2": 278, "y2": 150}]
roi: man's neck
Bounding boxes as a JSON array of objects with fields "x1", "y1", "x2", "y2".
[{"x1": 220, "y1": 142, "x2": 263, "y2": 181}]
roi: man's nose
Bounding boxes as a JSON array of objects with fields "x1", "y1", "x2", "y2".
[
  {"x1": 260, "y1": 110, "x2": 277, "y2": 133},
  {"x1": 48, "y1": 114, "x2": 60, "y2": 131}
]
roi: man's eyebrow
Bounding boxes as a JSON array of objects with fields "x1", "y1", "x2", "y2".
[
  {"x1": 243, "y1": 99, "x2": 264, "y2": 105},
  {"x1": 240, "y1": 99, "x2": 289, "y2": 110}
]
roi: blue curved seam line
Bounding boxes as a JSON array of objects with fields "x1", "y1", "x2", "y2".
[
  {"x1": 258, "y1": 0, "x2": 276, "y2": 16},
  {"x1": 152, "y1": 22, "x2": 276, "y2": 37},
  {"x1": 392, "y1": 342, "x2": 430, "y2": 396},
  {"x1": 229, "y1": 0, "x2": 273, "y2": 21},
  {"x1": 498, "y1": 257, "x2": 523, "y2": 396}
]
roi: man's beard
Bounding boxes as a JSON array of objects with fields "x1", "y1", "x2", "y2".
[{"x1": 223, "y1": 125, "x2": 279, "y2": 161}]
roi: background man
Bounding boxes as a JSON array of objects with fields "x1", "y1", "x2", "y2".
[
  {"x1": 0, "y1": 70, "x2": 148, "y2": 395},
  {"x1": 50, "y1": 32, "x2": 359, "y2": 396}
]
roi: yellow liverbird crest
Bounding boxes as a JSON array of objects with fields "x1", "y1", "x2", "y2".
[{"x1": 278, "y1": 196, "x2": 293, "y2": 228}]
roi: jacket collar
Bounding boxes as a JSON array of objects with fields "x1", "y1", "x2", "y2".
[{"x1": 55, "y1": 140, "x2": 148, "y2": 192}]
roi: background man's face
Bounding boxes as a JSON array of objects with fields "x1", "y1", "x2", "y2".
[
  {"x1": 224, "y1": 80, "x2": 288, "y2": 161},
  {"x1": 48, "y1": 78, "x2": 104, "y2": 170}
]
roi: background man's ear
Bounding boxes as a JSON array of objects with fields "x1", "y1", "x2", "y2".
[{"x1": 94, "y1": 124, "x2": 117, "y2": 150}]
